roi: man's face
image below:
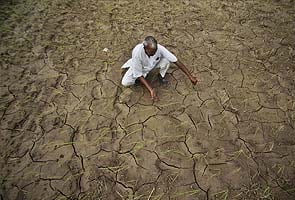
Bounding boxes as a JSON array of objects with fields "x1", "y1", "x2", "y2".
[{"x1": 144, "y1": 45, "x2": 157, "y2": 56}]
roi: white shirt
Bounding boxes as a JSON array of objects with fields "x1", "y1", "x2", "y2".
[{"x1": 122, "y1": 43, "x2": 178, "y2": 78}]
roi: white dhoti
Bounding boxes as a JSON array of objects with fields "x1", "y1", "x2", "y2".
[{"x1": 121, "y1": 58, "x2": 170, "y2": 87}]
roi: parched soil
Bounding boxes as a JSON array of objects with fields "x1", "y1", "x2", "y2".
[{"x1": 0, "y1": 0, "x2": 295, "y2": 199}]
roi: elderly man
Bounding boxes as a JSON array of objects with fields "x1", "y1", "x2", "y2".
[{"x1": 121, "y1": 36, "x2": 198, "y2": 100}]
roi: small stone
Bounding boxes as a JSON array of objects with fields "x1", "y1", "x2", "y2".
[{"x1": 103, "y1": 48, "x2": 109, "y2": 52}]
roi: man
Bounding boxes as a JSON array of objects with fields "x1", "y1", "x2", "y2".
[{"x1": 121, "y1": 36, "x2": 198, "y2": 101}]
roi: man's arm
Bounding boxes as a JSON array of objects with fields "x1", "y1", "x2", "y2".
[
  {"x1": 174, "y1": 60, "x2": 198, "y2": 85},
  {"x1": 138, "y1": 76, "x2": 159, "y2": 101},
  {"x1": 158, "y1": 44, "x2": 198, "y2": 85}
]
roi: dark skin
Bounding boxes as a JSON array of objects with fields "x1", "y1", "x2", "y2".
[{"x1": 139, "y1": 44, "x2": 198, "y2": 101}]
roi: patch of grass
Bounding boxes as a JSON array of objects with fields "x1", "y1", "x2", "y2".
[
  {"x1": 213, "y1": 189, "x2": 229, "y2": 200},
  {"x1": 171, "y1": 188, "x2": 200, "y2": 198}
]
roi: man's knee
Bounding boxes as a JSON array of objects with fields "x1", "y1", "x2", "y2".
[
  {"x1": 161, "y1": 58, "x2": 170, "y2": 64},
  {"x1": 159, "y1": 58, "x2": 170, "y2": 68},
  {"x1": 121, "y1": 68, "x2": 135, "y2": 87},
  {"x1": 121, "y1": 78, "x2": 134, "y2": 87},
  {"x1": 162, "y1": 58, "x2": 170, "y2": 63}
]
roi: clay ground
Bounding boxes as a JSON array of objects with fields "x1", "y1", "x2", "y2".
[{"x1": 0, "y1": 0, "x2": 295, "y2": 199}]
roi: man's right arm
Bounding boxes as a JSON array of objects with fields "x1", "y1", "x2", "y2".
[
  {"x1": 138, "y1": 76, "x2": 158, "y2": 101},
  {"x1": 131, "y1": 48, "x2": 159, "y2": 101}
]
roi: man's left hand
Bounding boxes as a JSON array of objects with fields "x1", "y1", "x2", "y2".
[{"x1": 190, "y1": 76, "x2": 198, "y2": 85}]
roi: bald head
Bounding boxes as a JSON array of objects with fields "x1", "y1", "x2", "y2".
[
  {"x1": 143, "y1": 36, "x2": 158, "y2": 56},
  {"x1": 143, "y1": 36, "x2": 157, "y2": 49}
]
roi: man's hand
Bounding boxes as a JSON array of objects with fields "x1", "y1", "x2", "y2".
[
  {"x1": 190, "y1": 75, "x2": 198, "y2": 85},
  {"x1": 138, "y1": 76, "x2": 159, "y2": 101},
  {"x1": 150, "y1": 89, "x2": 159, "y2": 101},
  {"x1": 174, "y1": 61, "x2": 198, "y2": 85}
]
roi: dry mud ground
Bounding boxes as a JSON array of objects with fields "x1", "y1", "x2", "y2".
[{"x1": 1, "y1": 0, "x2": 295, "y2": 199}]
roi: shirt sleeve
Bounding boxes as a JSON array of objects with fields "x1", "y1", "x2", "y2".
[
  {"x1": 158, "y1": 44, "x2": 178, "y2": 62},
  {"x1": 130, "y1": 44, "x2": 144, "y2": 78},
  {"x1": 131, "y1": 57, "x2": 143, "y2": 78}
]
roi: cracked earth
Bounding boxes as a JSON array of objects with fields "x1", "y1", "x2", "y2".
[{"x1": 0, "y1": 0, "x2": 295, "y2": 199}]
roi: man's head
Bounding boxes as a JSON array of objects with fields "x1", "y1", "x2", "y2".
[{"x1": 143, "y1": 36, "x2": 158, "y2": 56}]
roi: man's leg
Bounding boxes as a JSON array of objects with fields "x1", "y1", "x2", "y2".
[
  {"x1": 157, "y1": 58, "x2": 170, "y2": 77},
  {"x1": 156, "y1": 58, "x2": 170, "y2": 84},
  {"x1": 121, "y1": 67, "x2": 137, "y2": 87}
]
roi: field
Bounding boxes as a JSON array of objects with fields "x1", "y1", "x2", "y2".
[{"x1": 0, "y1": 0, "x2": 295, "y2": 199}]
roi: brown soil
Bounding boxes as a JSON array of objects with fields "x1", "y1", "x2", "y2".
[{"x1": 0, "y1": 0, "x2": 295, "y2": 199}]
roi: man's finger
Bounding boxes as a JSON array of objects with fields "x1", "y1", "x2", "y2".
[{"x1": 151, "y1": 95, "x2": 159, "y2": 101}]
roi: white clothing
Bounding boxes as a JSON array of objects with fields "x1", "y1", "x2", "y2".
[
  {"x1": 121, "y1": 43, "x2": 177, "y2": 86},
  {"x1": 122, "y1": 58, "x2": 170, "y2": 86}
]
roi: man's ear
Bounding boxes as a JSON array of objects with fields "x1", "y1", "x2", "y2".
[{"x1": 143, "y1": 40, "x2": 148, "y2": 47}]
